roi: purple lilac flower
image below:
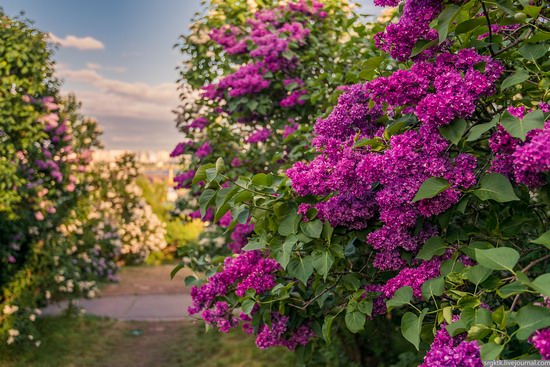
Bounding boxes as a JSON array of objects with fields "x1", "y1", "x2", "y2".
[
  {"x1": 188, "y1": 250, "x2": 280, "y2": 315},
  {"x1": 420, "y1": 320, "x2": 482, "y2": 367},
  {"x1": 246, "y1": 128, "x2": 271, "y2": 144},
  {"x1": 531, "y1": 328, "x2": 550, "y2": 360},
  {"x1": 196, "y1": 142, "x2": 213, "y2": 159},
  {"x1": 255, "y1": 312, "x2": 315, "y2": 350}
]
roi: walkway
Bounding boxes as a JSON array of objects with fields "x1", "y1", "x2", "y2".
[{"x1": 42, "y1": 265, "x2": 195, "y2": 321}]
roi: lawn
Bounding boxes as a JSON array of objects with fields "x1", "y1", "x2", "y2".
[{"x1": 0, "y1": 315, "x2": 295, "y2": 367}]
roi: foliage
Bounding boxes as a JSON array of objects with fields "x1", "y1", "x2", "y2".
[
  {"x1": 172, "y1": 0, "x2": 384, "y2": 273},
  {"x1": 0, "y1": 12, "x2": 168, "y2": 347},
  {"x1": 177, "y1": 0, "x2": 550, "y2": 365}
]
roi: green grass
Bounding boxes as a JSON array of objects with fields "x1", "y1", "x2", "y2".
[{"x1": 0, "y1": 315, "x2": 295, "y2": 367}]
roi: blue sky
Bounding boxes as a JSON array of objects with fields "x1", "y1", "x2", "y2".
[{"x1": 1, "y1": 0, "x2": 378, "y2": 150}]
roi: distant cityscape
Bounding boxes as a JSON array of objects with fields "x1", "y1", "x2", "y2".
[{"x1": 93, "y1": 150, "x2": 179, "y2": 165}]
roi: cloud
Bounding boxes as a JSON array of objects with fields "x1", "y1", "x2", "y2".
[
  {"x1": 56, "y1": 64, "x2": 181, "y2": 149},
  {"x1": 57, "y1": 64, "x2": 178, "y2": 121},
  {"x1": 49, "y1": 33, "x2": 105, "y2": 50},
  {"x1": 85, "y1": 63, "x2": 127, "y2": 73}
]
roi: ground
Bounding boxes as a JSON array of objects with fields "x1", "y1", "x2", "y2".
[{"x1": 0, "y1": 265, "x2": 295, "y2": 367}]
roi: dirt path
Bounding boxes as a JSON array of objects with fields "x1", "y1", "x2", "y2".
[
  {"x1": 42, "y1": 264, "x2": 195, "y2": 321},
  {"x1": 100, "y1": 264, "x2": 194, "y2": 296}
]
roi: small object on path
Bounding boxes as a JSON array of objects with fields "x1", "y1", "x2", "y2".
[{"x1": 130, "y1": 329, "x2": 144, "y2": 337}]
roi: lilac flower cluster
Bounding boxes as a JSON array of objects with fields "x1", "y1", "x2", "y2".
[
  {"x1": 420, "y1": 320, "x2": 483, "y2": 367},
  {"x1": 531, "y1": 328, "x2": 550, "y2": 360},
  {"x1": 188, "y1": 250, "x2": 280, "y2": 315},
  {"x1": 489, "y1": 105, "x2": 550, "y2": 188},
  {"x1": 255, "y1": 312, "x2": 315, "y2": 350},
  {"x1": 280, "y1": 90, "x2": 307, "y2": 108},
  {"x1": 186, "y1": 116, "x2": 210, "y2": 131},
  {"x1": 288, "y1": 49, "x2": 502, "y2": 270},
  {"x1": 195, "y1": 142, "x2": 213, "y2": 159},
  {"x1": 282, "y1": 122, "x2": 299, "y2": 139},
  {"x1": 374, "y1": 0, "x2": 442, "y2": 61},
  {"x1": 228, "y1": 223, "x2": 255, "y2": 253},
  {"x1": 174, "y1": 170, "x2": 195, "y2": 189},
  {"x1": 477, "y1": 24, "x2": 520, "y2": 40},
  {"x1": 201, "y1": 301, "x2": 239, "y2": 332},
  {"x1": 203, "y1": 1, "x2": 322, "y2": 102},
  {"x1": 246, "y1": 128, "x2": 271, "y2": 144},
  {"x1": 170, "y1": 140, "x2": 193, "y2": 158}
]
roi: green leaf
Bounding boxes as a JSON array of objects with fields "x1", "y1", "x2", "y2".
[
  {"x1": 287, "y1": 256, "x2": 314, "y2": 285},
  {"x1": 412, "y1": 178, "x2": 450, "y2": 202},
  {"x1": 501, "y1": 69, "x2": 530, "y2": 90},
  {"x1": 440, "y1": 118, "x2": 467, "y2": 145},
  {"x1": 532, "y1": 274, "x2": 550, "y2": 297},
  {"x1": 421, "y1": 277, "x2": 445, "y2": 301},
  {"x1": 171, "y1": 263, "x2": 185, "y2": 280},
  {"x1": 322, "y1": 315, "x2": 335, "y2": 343},
  {"x1": 342, "y1": 274, "x2": 361, "y2": 291},
  {"x1": 300, "y1": 219, "x2": 323, "y2": 238},
  {"x1": 474, "y1": 247, "x2": 520, "y2": 271},
  {"x1": 416, "y1": 236, "x2": 447, "y2": 260},
  {"x1": 275, "y1": 236, "x2": 298, "y2": 269},
  {"x1": 455, "y1": 18, "x2": 485, "y2": 35},
  {"x1": 531, "y1": 229, "x2": 550, "y2": 249},
  {"x1": 497, "y1": 281, "x2": 528, "y2": 299},
  {"x1": 437, "y1": 5, "x2": 461, "y2": 43},
  {"x1": 311, "y1": 250, "x2": 334, "y2": 277},
  {"x1": 353, "y1": 137, "x2": 384, "y2": 150},
  {"x1": 184, "y1": 275, "x2": 197, "y2": 286},
  {"x1": 501, "y1": 110, "x2": 545, "y2": 141},
  {"x1": 410, "y1": 39, "x2": 437, "y2": 57},
  {"x1": 358, "y1": 299, "x2": 373, "y2": 316},
  {"x1": 205, "y1": 167, "x2": 218, "y2": 182},
  {"x1": 386, "y1": 286, "x2": 413, "y2": 310},
  {"x1": 278, "y1": 212, "x2": 300, "y2": 236},
  {"x1": 465, "y1": 265, "x2": 493, "y2": 286},
  {"x1": 242, "y1": 236, "x2": 267, "y2": 251},
  {"x1": 461, "y1": 241, "x2": 493, "y2": 260},
  {"x1": 466, "y1": 117, "x2": 498, "y2": 141},
  {"x1": 401, "y1": 309, "x2": 428, "y2": 350},
  {"x1": 193, "y1": 163, "x2": 215, "y2": 184},
  {"x1": 474, "y1": 173, "x2": 520, "y2": 203},
  {"x1": 199, "y1": 189, "x2": 216, "y2": 217},
  {"x1": 215, "y1": 157, "x2": 225, "y2": 173},
  {"x1": 480, "y1": 342, "x2": 504, "y2": 360},
  {"x1": 241, "y1": 299, "x2": 255, "y2": 315},
  {"x1": 518, "y1": 44, "x2": 548, "y2": 61},
  {"x1": 345, "y1": 311, "x2": 366, "y2": 333},
  {"x1": 516, "y1": 305, "x2": 550, "y2": 340},
  {"x1": 457, "y1": 295, "x2": 481, "y2": 310}
]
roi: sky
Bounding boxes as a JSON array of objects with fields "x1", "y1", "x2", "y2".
[{"x1": 1, "y1": 0, "x2": 379, "y2": 151}]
